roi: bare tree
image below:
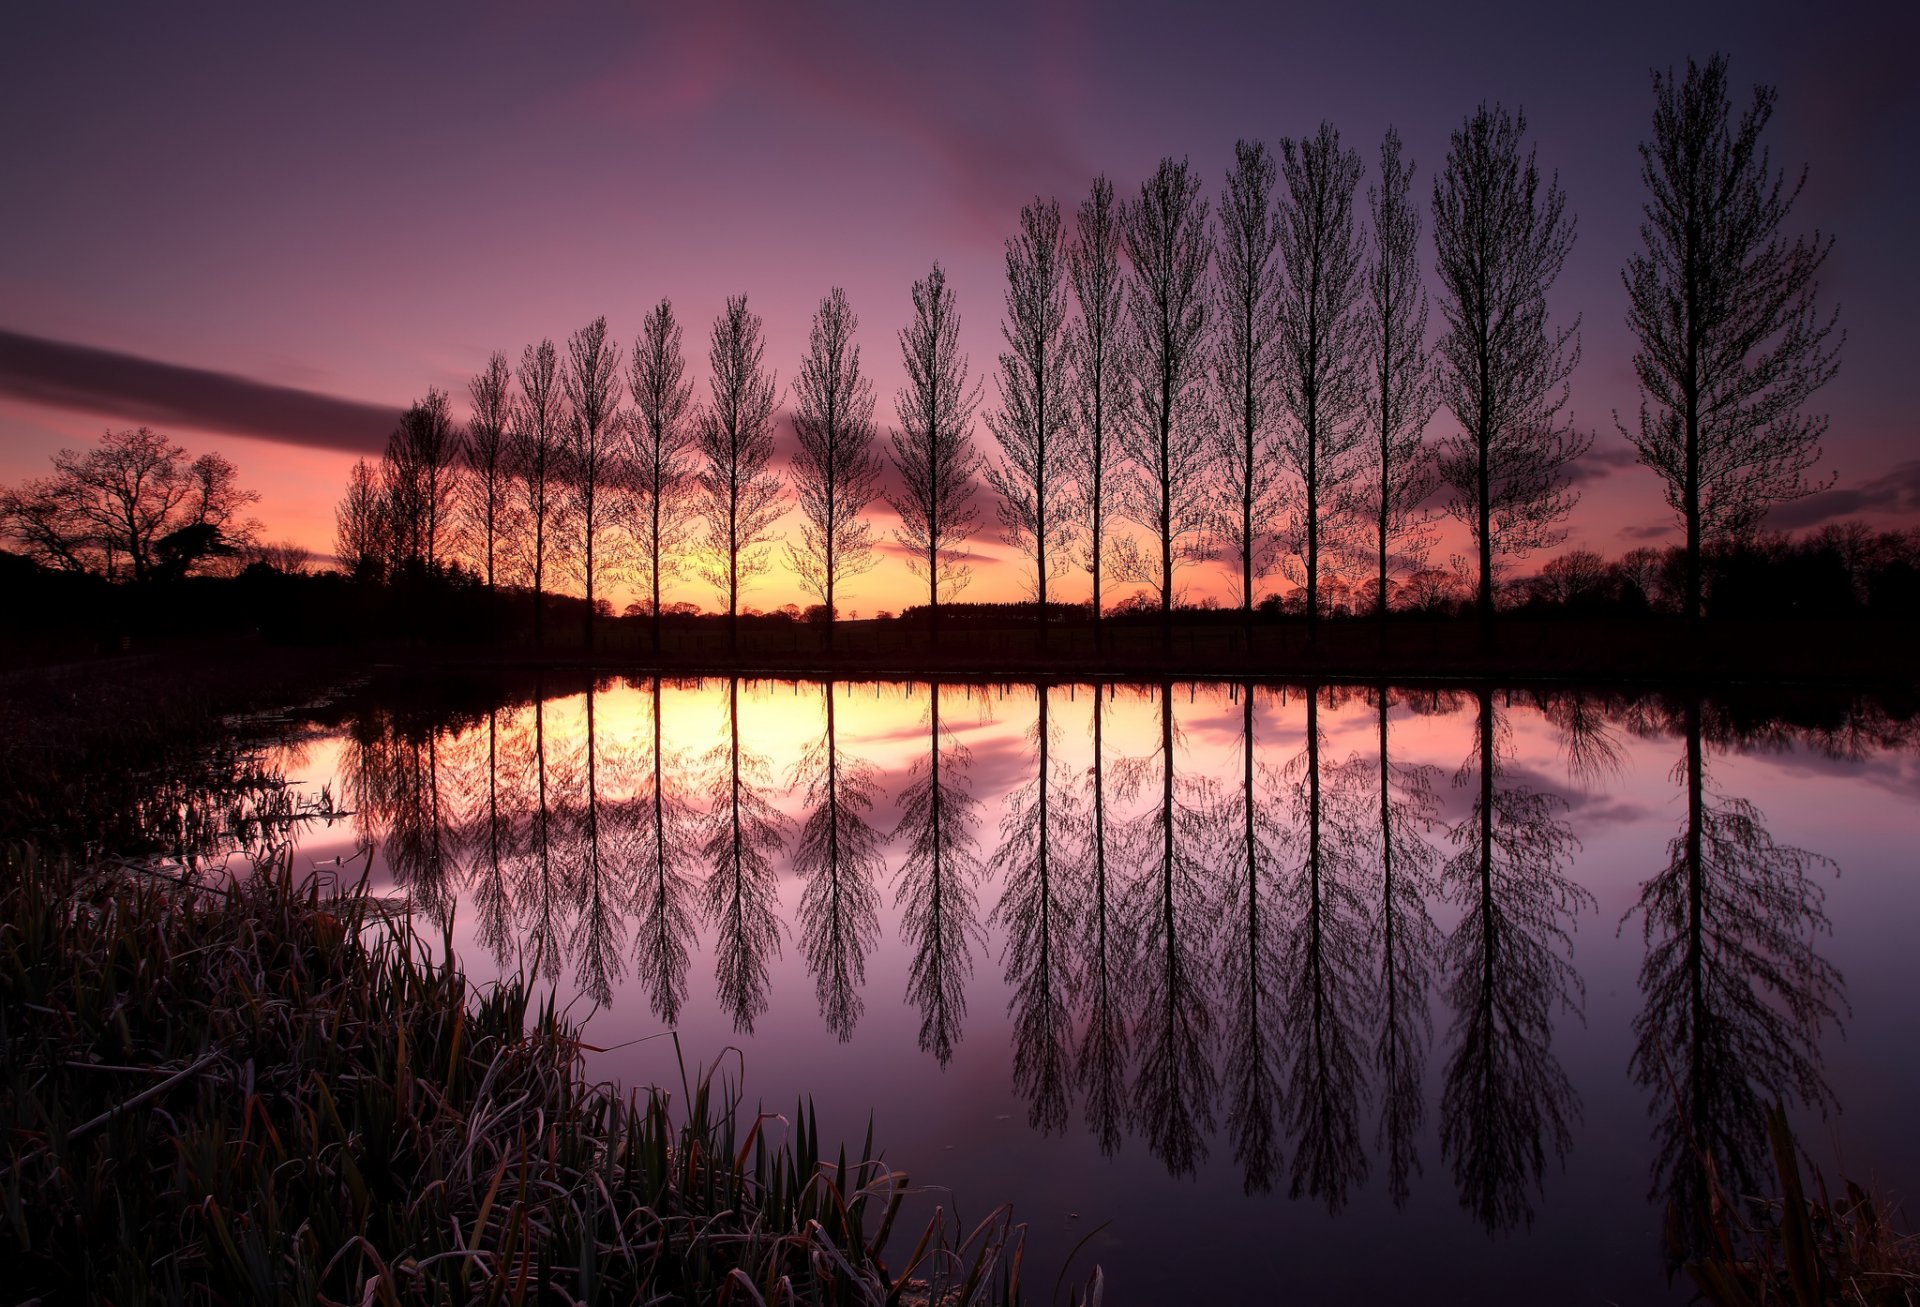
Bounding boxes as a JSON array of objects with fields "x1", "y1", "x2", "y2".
[
  {"x1": 695, "y1": 296, "x2": 785, "y2": 654},
  {"x1": 1065, "y1": 176, "x2": 1128, "y2": 647},
  {"x1": 334, "y1": 457, "x2": 390, "y2": 580},
  {"x1": 989, "y1": 685, "x2": 1084, "y2": 1130},
  {"x1": 1, "y1": 426, "x2": 259, "y2": 581},
  {"x1": 1358, "y1": 129, "x2": 1440, "y2": 625},
  {"x1": 1212, "y1": 142, "x2": 1287, "y2": 640},
  {"x1": 702, "y1": 678, "x2": 788, "y2": 1033},
  {"x1": 1115, "y1": 158, "x2": 1216, "y2": 652},
  {"x1": 888, "y1": 262, "x2": 983, "y2": 635},
  {"x1": 510, "y1": 339, "x2": 568, "y2": 647},
  {"x1": 788, "y1": 287, "x2": 883, "y2": 653},
  {"x1": 384, "y1": 389, "x2": 465, "y2": 576},
  {"x1": 1432, "y1": 105, "x2": 1590, "y2": 635},
  {"x1": 792, "y1": 683, "x2": 885, "y2": 1040},
  {"x1": 986, "y1": 197, "x2": 1075, "y2": 651},
  {"x1": 564, "y1": 316, "x2": 624, "y2": 648},
  {"x1": 1274, "y1": 123, "x2": 1370, "y2": 641},
  {"x1": 893, "y1": 681, "x2": 984, "y2": 1066},
  {"x1": 626, "y1": 300, "x2": 699, "y2": 656},
  {"x1": 631, "y1": 677, "x2": 700, "y2": 1025},
  {"x1": 464, "y1": 351, "x2": 514, "y2": 593},
  {"x1": 1623, "y1": 55, "x2": 1843, "y2": 622}
]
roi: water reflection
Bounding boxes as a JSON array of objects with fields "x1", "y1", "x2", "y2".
[
  {"x1": 1439, "y1": 686, "x2": 1590, "y2": 1233},
  {"x1": 1628, "y1": 695, "x2": 1845, "y2": 1260},
  {"x1": 312, "y1": 674, "x2": 1885, "y2": 1242}
]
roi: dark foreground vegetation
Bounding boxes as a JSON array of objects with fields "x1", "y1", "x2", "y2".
[{"x1": 0, "y1": 846, "x2": 1073, "y2": 1304}]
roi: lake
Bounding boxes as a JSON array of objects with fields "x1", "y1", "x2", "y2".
[{"x1": 176, "y1": 674, "x2": 1920, "y2": 1303}]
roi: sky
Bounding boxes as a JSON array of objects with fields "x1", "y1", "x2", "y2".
[{"x1": 2, "y1": 0, "x2": 1916, "y2": 612}]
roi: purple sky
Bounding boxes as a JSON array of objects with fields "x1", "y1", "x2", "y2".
[{"x1": 2, "y1": 0, "x2": 1915, "y2": 606}]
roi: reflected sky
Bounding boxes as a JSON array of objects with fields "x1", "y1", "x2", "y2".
[{"x1": 189, "y1": 677, "x2": 1920, "y2": 1302}]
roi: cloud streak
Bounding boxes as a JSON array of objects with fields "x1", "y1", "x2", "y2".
[
  {"x1": 0, "y1": 329, "x2": 399, "y2": 455},
  {"x1": 1765, "y1": 460, "x2": 1920, "y2": 530}
]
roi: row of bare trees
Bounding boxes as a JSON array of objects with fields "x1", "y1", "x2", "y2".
[{"x1": 322, "y1": 57, "x2": 1837, "y2": 643}]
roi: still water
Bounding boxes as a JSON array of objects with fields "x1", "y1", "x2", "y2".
[{"x1": 220, "y1": 677, "x2": 1919, "y2": 1302}]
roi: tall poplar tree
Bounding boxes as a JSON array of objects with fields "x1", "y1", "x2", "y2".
[
  {"x1": 788, "y1": 287, "x2": 883, "y2": 653},
  {"x1": 695, "y1": 296, "x2": 785, "y2": 654},
  {"x1": 626, "y1": 299, "x2": 698, "y2": 655},
  {"x1": 987, "y1": 198, "x2": 1075, "y2": 652},
  {"x1": 1622, "y1": 55, "x2": 1842, "y2": 622}
]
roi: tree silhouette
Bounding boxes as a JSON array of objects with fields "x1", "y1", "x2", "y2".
[
  {"x1": 892, "y1": 681, "x2": 984, "y2": 1066},
  {"x1": 1215, "y1": 684, "x2": 1286, "y2": 1192},
  {"x1": 988, "y1": 684, "x2": 1084, "y2": 1131},
  {"x1": 630, "y1": 677, "x2": 701, "y2": 1027},
  {"x1": 1274, "y1": 125, "x2": 1369, "y2": 642},
  {"x1": 701, "y1": 678, "x2": 788, "y2": 1033},
  {"x1": 510, "y1": 340, "x2": 569, "y2": 648},
  {"x1": 788, "y1": 289, "x2": 884, "y2": 654},
  {"x1": 563, "y1": 317, "x2": 624, "y2": 649},
  {"x1": 696, "y1": 298, "x2": 786, "y2": 655},
  {"x1": 626, "y1": 300, "x2": 699, "y2": 656},
  {"x1": 986, "y1": 198, "x2": 1075, "y2": 652},
  {"x1": 565, "y1": 684, "x2": 632, "y2": 1005},
  {"x1": 456, "y1": 706, "x2": 521, "y2": 973},
  {"x1": 889, "y1": 263, "x2": 984, "y2": 637},
  {"x1": 509, "y1": 691, "x2": 575, "y2": 981},
  {"x1": 1277, "y1": 688, "x2": 1373, "y2": 1210},
  {"x1": 791, "y1": 682, "x2": 886, "y2": 1041},
  {"x1": 1622, "y1": 55, "x2": 1843, "y2": 623},
  {"x1": 1369, "y1": 689, "x2": 1441, "y2": 1206},
  {"x1": 1064, "y1": 176, "x2": 1128, "y2": 649},
  {"x1": 463, "y1": 351, "x2": 515, "y2": 593},
  {"x1": 1073, "y1": 686, "x2": 1131, "y2": 1154},
  {"x1": 1439, "y1": 687, "x2": 1590, "y2": 1232},
  {"x1": 1121, "y1": 682, "x2": 1218, "y2": 1176},
  {"x1": 1627, "y1": 696, "x2": 1843, "y2": 1258},
  {"x1": 1432, "y1": 106, "x2": 1589, "y2": 637},
  {"x1": 1211, "y1": 143, "x2": 1287, "y2": 642},
  {"x1": 1, "y1": 426, "x2": 259, "y2": 581},
  {"x1": 334, "y1": 457, "x2": 391, "y2": 582},
  {"x1": 1115, "y1": 159, "x2": 1216, "y2": 651},
  {"x1": 1358, "y1": 129, "x2": 1440, "y2": 627},
  {"x1": 384, "y1": 389, "x2": 465, "y2": 577}
]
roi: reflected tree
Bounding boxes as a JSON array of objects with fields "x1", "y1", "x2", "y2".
[
  {"x1": 792, "y1": 682, "x2": 886, "y2": 1041},
  {"x1": 1277, "y1": 688, "x2": 1373, "y2": 1210},
  {"x1": 701, "y1": 678, "x2": 788, "y2": 1033},
  {"x1": 567, "y1": 682, "x2": 629, "y2": 1006},
  {"x1": 1628, "y1": 696, "x2": 1843, "y2": 1257},
  {"x1": 892, "y1": 681, "x2": 984, "y2": 1066},
  {"x1": 1121, "y1": 682, "x2": 1218, "y2": 1176},
  {"x1": 457, "y1": 706, "x2": 521, "y2": 971},
  {"x1": 1369, "y1": 689, "x2": 1442, "y2": 1206},
  {"x1": 989, "y1": 685, "x2": 1084, "y2": 1131},
  {"x1": 1073, "y1": 686, "x2": 1131, "y2": 1153},
  {"x1": 630, "y1": 677, "x2": 702, "y2": 1026},
  {"x1": 1215, "y1": 684, "x2": 1286, "y2": 1192},
  {"x1": 1439, "y1": 687, "x2": 1590, "y2": 1232}
]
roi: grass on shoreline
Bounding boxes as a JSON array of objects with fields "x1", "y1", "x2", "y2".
[{"x1": 1, "y1": 845, "x2": 1087, "y2": 1304}]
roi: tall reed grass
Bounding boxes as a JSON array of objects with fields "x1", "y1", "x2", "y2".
[{"x1": 1, "y1": 846, "x2": 1091, "y2": 1304}]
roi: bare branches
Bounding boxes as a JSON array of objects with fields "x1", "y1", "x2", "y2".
[
  {"x1": 510, "y1": 339, "x2": 570, "y2": 645},
  {"x1": 1064, "y1": 176, "x2": 1128, "y2": 630},
  {"x1": 1623, "y1": 55, "x2": 1843, "y2": 620},
  {"x1": 626, "y1": 299, "x2": 699, "y2": 652},
  {"x1": 1432, "y1": 106, "x2": 1588, "y2": 629},
  {"x1": 695, "y1": 295, "x2": 785, "y2": 650},
  {"x1": 986, "y1": 198, "x2": 1076, "y2": 638},
  {"x1": 463, "y1": 352, "x2": 515, "y2": 591},
  {"x1": 1115, "y1": 158, "x2": 1216, "y2": 635},
  {"x1": 563, "y1": 317, "x2": 624, "y2": 645},
  {"x1": 1274, "y1": 124, "x2": 1370, "y2": 631},
  {"x1": 889, "y1": 262, "x2": 983, "y2": 623},
  {"x1": 788, "y1": 288, "x2": 883, "y2": 648},
  {"x1": 1211, "y1": 142, "x2": 1287, "y2": 617},
  {"x1": 1358, "y1": 129, "x2": 1440, "y2": 619}
]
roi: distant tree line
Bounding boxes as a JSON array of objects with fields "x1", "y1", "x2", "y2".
[{"x1": 0, "y1": 57, "x2": 1857, "y2": 645}]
